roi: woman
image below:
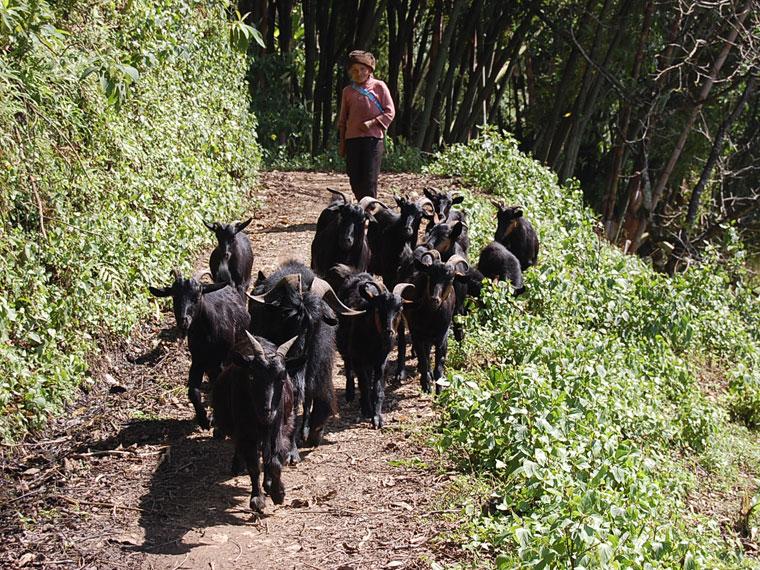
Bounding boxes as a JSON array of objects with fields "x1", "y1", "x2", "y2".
[{"x1": 338, "y1": 50, "x2": 396, "y2": 200}]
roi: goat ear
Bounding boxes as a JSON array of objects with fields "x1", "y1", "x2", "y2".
[
  {"x1": 452, "y1": 195, "x2": 464, "y2": 205},
  {"x1": 231, "y1": 352, "x2": 253, "y2": 368},
  {"x1": 394, "y1": 195, "x2": 404, "y2": 208},
  {"x1": 423, "y1": 188, "x2": 436, "y2": 200},
  {"x1": 148, "y1": 285, "x2": 172, "y2": 298},
  {"x1": 450, "y1": 222, "x2": 464, "y2": 241},
  {"x1": 514, "y1": 209, "x2": 524, "y2": 218},
  {"x1": 285, "y1": 354, "x2": 307, "y2": 370},
  {"x1": 365, "y1": 211, "x2": 377, "y2": 224},
  {"x1": 321, "y1": 305, "x2": 338, "y2": 326},
  {"x1": 201, "y1": 281, "x2": 228, "y2": 295},
  {"x1": 203, "y1": 221, "x2": 218, "y2": 232},
  {"x1": 235, "y1": 217, "x2": 253, "y2": 233}
]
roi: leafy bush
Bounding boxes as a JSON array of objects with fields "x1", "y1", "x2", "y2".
[
  {"x1": 427, "y1": 129, "x2": 759, "y2": 567},
  {"x1": 0, "y1": 0, "x2": 260, "y2": 440},
  {"x1": 264, "y1": 135, "x2": 429, "y2": 173}
]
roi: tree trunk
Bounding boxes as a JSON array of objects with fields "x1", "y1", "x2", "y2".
[
  {"x1": 685, "y1": 73, "x2": 757, "y2": 229},
  {"x1": 302, "y1": 0, "x2": 317, "y2": 106},
  {"x1": 602, "y1": 0, "x2": 653, "y2": 238},
  {"x1": 649, "y1": 0, "x2": 752, "y2": 214},
  {"x1": 414, "y1": 0, "x2": 467, "y2": 149}
]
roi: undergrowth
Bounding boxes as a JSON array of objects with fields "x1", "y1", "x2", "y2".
[
  {"x1": 0, "y1": 0, "x2": 260, "y2": 441},
  {"x1": 428, "y1": 129, "x2": 760, "y2": 568}
]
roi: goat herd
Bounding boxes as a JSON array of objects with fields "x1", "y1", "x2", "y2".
[{"x1": 148, "y1": 187, "x2": 539, "y2": 513}]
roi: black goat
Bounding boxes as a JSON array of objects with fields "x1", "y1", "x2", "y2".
[
  {"x1": 310, "y1": 189, "x2": 383, "y2": 276},
  {"x1": 366, "y1": 195, "x2": 434, "y2": 287},
  {"x1": 423, "y1": 188, "x2": 470, "y2": 252},
  {"x1": 478, "y1": 241, "x2": 525, "y2": 295},
  {"x1": 148, "y1": 270, "x2": 250, "y2": 429},
  {"x1": 204, "y1": 218, "x2": 254, "y2": 296},
  {"x1": 212, "y1": 333, "x2": 301, "y2": 513},
  {"x1": 423, "y1": 221, "x2": 471, "y2": 341},
  {"x1": 403, "y1": 249, "x2": 469, "y2": 394},
  {"x1": 494, "y1": 203, "x2": 539, "y2": 270},
  {"x1": 248, "y1": 261, "x2": 363, "y2": 463},
  {"x1": 331, "y1": 265, "x2": 413, "y2": 429},
  {"x1": 423, "y1": 187, "x2": 464, "y2": 224}
]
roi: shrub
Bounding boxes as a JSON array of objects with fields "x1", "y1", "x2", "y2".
[
  {"x1": 0, "y1": 0, "x2": 260, "y2": 440},
  {"x1": 427, "y1": 128, "x2": 758, "y2": 567}
]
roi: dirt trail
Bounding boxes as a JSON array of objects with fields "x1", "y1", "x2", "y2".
[{"x1": 1, "y1": 171, "x2": 468, "y2": 569}]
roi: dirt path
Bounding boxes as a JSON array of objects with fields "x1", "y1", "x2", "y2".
[{"x1": 1, "y1": 171, "x2": 470, "y2": 569}]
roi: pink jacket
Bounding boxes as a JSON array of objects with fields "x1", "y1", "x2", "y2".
[{"x1": 338, "y1": 76, "x2": 395, "y2": 140}]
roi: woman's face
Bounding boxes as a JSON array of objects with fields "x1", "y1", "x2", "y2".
[{"x1": 348, "y1": 63, "x2": 371, "y2": 83}]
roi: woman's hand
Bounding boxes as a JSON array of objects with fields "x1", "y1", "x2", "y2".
[{"x1": 360, "y1": 119, "x2": 375, "y2": 132}]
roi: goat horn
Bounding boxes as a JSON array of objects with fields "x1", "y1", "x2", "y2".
[
  {"x1": 170, "y1": 268, "x2": 182, "y2": 281},
  {"x1": 247, "y1": 273, "x2": 302, "y2": 304},
  {"x1": 358, "y1": 196, "x2": 388, "y2": 213},
  {"x1": 276, "y1": 336, "x2": 299, "y2": 359},
  {"x1": 193, "y1": 269, "x2": 214, "y2": 283},
  {"x1": 203, "y1": 221, "x2": 216, "y2": 231},
  {"x1": 245, "y1": 331, "x2": 267, "y2": 361},
  {"x1": 361, "y1": 280, "x2": 382, "y2": 299},
  {"x1": 419, "y1": 249, "x2": 439, "y2": 266},
  {"x1": 446, "y1": 254, "x2": 470, "y2": 275},
  {"x1": 311, "y1": 277, "x2": 364, "y2": 316},
  {"x1": 392, "y1": 283, "x2": 415, "y2": 300},
  {"x1": 416, "y1": 196, "x2": 436, "y2": 217},
  {"x1": 327, "y1": 187, "x2": 348, "y2": 204}
]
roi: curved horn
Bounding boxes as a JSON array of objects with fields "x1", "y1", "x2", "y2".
[
  {"x1": 311, "y1": 277, "x2": 365, "y2": 316},
  {"x1": 170, "y1": 268, "x2": 182, "y2": 281},
  {"x1": 358, "y1": 196, "x2": 388, "y2": 213},
  {"x1": 327, "y1": 187, "x2": 348, "y2": 204},
  {"x1": 446, "y1": 254, "x2": 470, "y2": 275},
  {"x1": 416, "y1": 196, "x2": 436, "y2": 218},
  {"x1": 360, "y1": 280, "x2": 382, "y2": 300},
  {"x1": 419, "y1": 249, "x2": 439, "y2": 266},
  {"x1": 193, "y1": 269, "x2": 214, "y2": 283},
  {"x1": 247, "y1": 273, "x2": 302, "y2": 304},
  {"x1": 203, "y1": 221, "x2": 216, "y2": 232},
  {"x1": 392, "y1": 283, "x2": 415, "y2": 300},
  {"x1": 245, "y1": 331, "x2": 267, "y2": 361},
  {"x1": 276, "y1": 336, "x2": 299, "y2": 358}
]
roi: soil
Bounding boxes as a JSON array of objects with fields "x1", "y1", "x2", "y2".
[{"x1": 0, "y1": 171, "x2": 472, "y2": 570}]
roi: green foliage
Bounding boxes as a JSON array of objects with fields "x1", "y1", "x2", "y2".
[
  {"x1": 263, "y1": 136, "x2": 429, "y2": 173},
  {"x1": 427, "y1": 129, "x2": 760, "y2": 567},
  {"x1": 0, "y1": 0, "x2": 260, "y2": 441}
]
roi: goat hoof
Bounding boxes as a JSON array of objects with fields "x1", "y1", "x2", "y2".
[
  {"x1": 306, "y1": 427, "x2": 323, "y2": 448},
  {"x1": 372, "y1": 415, "x2": 384, "y2": 429},
  {"x1": 270, "y1": 483, "x2": 285, "y2": 505},
  {"x1": 250, "y1": 496, "x2": 266, "y2": 513},
  {"x1": 196, "y1": 414, "x2": 210, "y2": 430},
  {"x1": 287, "y1": 448, "x2": 301, "y2": 465},
  {"x1": 212, "y1": 427, "x2": 225, "y2": 440}
]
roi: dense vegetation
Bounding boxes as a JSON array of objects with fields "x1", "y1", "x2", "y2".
[
  {"x1": 242, "y1": 0, "x2": 759, "y2": 270},
  {"x1": 428, "y1": 129, "x2": 760, "y2": 567},
  {"x1": 0, "y1": 0, "x2": 260, "y2": 441}
]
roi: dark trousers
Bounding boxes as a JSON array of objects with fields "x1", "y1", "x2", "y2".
[{"x1": 345, "y1": 137, "x2": 384, "y2": 200}]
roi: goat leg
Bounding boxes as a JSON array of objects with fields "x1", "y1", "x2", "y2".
[
  {"x1": 301, "y1": 392, "x2": 313, "y2": 444},
  {"x1": 345, "y1": 362, "x2": 355, "y2": 402},
  {"x1": 372, "y1": 365, "x2": 385, "y2": 429},
  {"x1": 188, "y1": 363, "x2": 209, "y2": 429},
  {"x1": 395, "y1": 320, "x2": 407, "y2": 382},
  {"x1": 433, "y1": 336, "x2": 448, "y2": 395},
  {"x1": 264, "y1": 436, "x2": 286, "y2": 505},
  {"x1": 416, "y1": 341, "x2": 432, "y2": 393},
  {"x1": 241, "y1": 441, "x2": 265, "y2": 513}
]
